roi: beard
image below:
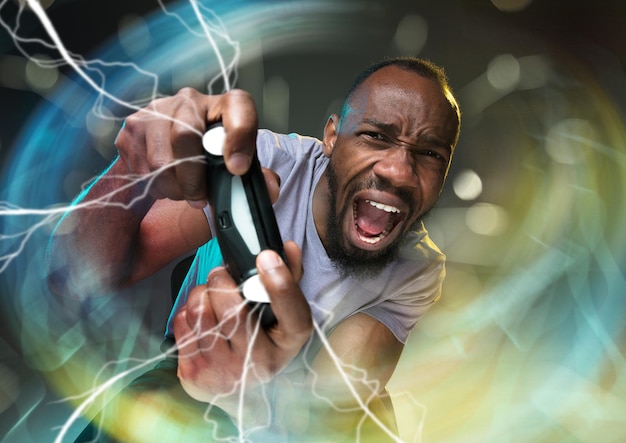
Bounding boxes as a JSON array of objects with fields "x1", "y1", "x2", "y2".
[{"x1": 324, "y1": 159, "x2": 422, "y2": 280}]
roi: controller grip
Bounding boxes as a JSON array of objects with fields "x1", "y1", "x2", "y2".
[{"x1": 203, "y1": 125, "x2": 284, "y2": 328}]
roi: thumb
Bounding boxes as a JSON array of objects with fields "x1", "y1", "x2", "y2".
[{"x1": 256, "y1": 249, "x2": 312, "y2": 344}]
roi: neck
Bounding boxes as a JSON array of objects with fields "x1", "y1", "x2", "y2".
[{"x1": 312, "y1": 169, "x2": 330, "y2": 250}]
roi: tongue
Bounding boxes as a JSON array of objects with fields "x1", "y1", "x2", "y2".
[{"x1": 355, "y1": 200, "x2": 392, "y2": 236}]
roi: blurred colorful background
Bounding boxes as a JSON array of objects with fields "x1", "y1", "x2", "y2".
[{"x1": 1, "y1": 0, "x2": 625, "y2": 442}]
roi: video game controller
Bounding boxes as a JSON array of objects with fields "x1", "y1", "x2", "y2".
[{"x1": 202, "y1": 124, "x2": 284, "y2": 328}]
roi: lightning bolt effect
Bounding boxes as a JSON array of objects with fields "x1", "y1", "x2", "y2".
[
  {"x1": 1, "y1": 1, "x2": 411, "y2": 442},
  {"x1": 1, "y1": 1, "x2": 626, "y2": 443}
]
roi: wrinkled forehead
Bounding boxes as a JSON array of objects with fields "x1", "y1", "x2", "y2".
[
  {"x1": 340, "y1": 68, "x2": 460, "y2": 140},
  {"x1": 348, "y1": 67, "x2": 454, "y2": 111}
]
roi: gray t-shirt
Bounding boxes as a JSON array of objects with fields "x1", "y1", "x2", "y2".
[{"x1": 165, "y1": 130, "x2": 445, "y2": 344}]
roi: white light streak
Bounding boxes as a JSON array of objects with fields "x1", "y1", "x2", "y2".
[
  {"x1": 0, "y1": 2, "x2": 426, "y2": 442},
  {"x1": 157, "y1": 0, "x2": 239, "y2": 93}
]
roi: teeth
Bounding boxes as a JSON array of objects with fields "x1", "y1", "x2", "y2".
[
  {"x1": 352, "y1": 199, "x2": 398, "y2": 244},
  {"x1": 365, "y1": 199, "x2": 400, "y2": 213},
  {"x1": 360, "y1": 231, "x2": 387, "y2": 244}
]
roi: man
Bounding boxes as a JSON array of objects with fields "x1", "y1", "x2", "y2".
[{"x1": 47, "y1": 56, "x2": 461, "y2": 442}]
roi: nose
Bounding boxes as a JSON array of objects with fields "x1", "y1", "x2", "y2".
[{"x1": 372, "y1": 147, "x2": 418, "y2": 189}]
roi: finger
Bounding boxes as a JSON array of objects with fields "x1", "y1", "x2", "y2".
[
  {"x1": 256, "y1": 249, "x2": 313, "y2": 347},
  {"x1": 204, "y1": 267, "x2": 249, "y2": 345},
  {"x1": 116, "y1": 112, "x2": 150, "y2": 176},
  {"x1": 181, "y1": 282, "x2": 229, "y2": 358},
  {"x1": 172, "y1": 308, "x2": 214, "y2": 403},
  {"x1": 123, "y1": 97, "x2": 189, "y2": 200},
  {"x1": 142, "y1": 112, "x2": 180, "y2": 200},
  {"x1": 118, "y1": 115, "x2": 174, "y2": 200},
  {"x1": 283, "y1": 240, "x2": 303, "y2": 282},
  {"x1": 170, "y1": 89, "x2": 210, "y2": 204},
  {"x1": 207, "y1": 89, "x2": 258, "y2": 176},
  {"x1": 262, "y1": 168, "x2": 281, "y2": 204},
  {"x1": 172, "y1": 307, "x2": 200, "y2": 359}
]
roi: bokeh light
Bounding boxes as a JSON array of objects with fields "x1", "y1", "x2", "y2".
[
  {"x1": 452, "y1": 169, "x2": 483, "y2": 201},
  {"x1": 393, "y1": 14, "x2": 428, "y2": 55},
  {"x1": 465, "y1": 202, "x2": 508, "y2": 236},
  {"x1": 486, "y1": 53, "x2": 520, "y2": 91},
  {"x1": 24, "y1": 54, "x2": 58, "y2": 91}
]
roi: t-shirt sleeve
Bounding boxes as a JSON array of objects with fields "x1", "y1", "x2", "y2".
[
  {"x1": 255, "y1": 130, "x2": 323, "y2": 180},
  {"x1": 255, "y1": 130, "x2": 296, "y2": 172},
  {"x1": 360, "y1": 237, "x2": 446, "y2": 344},
  {"x1": 164, "y1": 238, "x2": 224, "y2": 338}
]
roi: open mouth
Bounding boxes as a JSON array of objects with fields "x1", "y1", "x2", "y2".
[{"x1": 352, "y1": 198, "x2": 406, "y2": 245}]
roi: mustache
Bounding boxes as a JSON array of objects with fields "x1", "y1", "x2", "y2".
[{"x1": 349, "y1": 176, "x2": 415, "y2": 213}]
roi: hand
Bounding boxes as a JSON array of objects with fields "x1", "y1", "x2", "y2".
[
  {"x1": 115, "y1": 88, "x2": 259, "y2": 206},
  {"x1": 172, "y1": 241, "x2": 312, "y2": 410}
]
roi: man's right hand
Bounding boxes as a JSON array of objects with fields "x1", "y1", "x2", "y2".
[
  {"x1": 115, "y1": 88, "x2": 259, "y2": 207},
  {"x1": 46, "y1": 88, "x2": 275, "y2": 295}
]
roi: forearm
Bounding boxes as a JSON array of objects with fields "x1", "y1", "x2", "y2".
[
  {"x1": 209, "y1": 318, "x2": 402, "y2": 440},
  {"x1": 302, "y1": 392, "x2": 398, "y2": 442},
  {"x1": 273, "y1": 373, "x2": 398, "y2": 442},
  {"x1": 179, "y1": 368, "x2": 396, "y2": 441},
  {"x1": 286, "y1": 314, "x2": 403, "y2": 441},
  {"x1": 46, "y1": 157, "x2": 155, "y2": 296}
]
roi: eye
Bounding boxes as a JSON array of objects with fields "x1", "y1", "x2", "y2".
[
  {"x1": 362, "y1": 131, "x2": 386, "y2": 141},
  {"x1": 360, "y1": 131, "x2": 393, "y2": 149},
  {"x1": 414, "y1": 148, "x2": 449, "y2": 169},
  {"x1": 422, "y1": 149, "x2": 444, "y2": 161}
]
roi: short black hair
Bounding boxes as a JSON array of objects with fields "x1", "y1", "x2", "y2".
[{"x1": 345, "y1": 56, "x2": 451, "y2": 99}]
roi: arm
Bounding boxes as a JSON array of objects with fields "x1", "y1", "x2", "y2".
[
  {"x1": 46, "y1": 88, "x2": 260, "y2": 296},
  {"x1": 285, "y1": 313, "x2": 403, "y2": 441},
  {"x1": 174, "y1": 241, "x2": 403, "y2": 440},
  {"x1": 46, "y1": 159, "x2": 209, "y2": 295}
]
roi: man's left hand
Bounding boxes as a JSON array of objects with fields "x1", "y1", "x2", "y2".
[{"x1": 172, "y1": 241, "x2": 312, "y2": 407}]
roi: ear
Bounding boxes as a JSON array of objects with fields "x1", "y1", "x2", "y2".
[{"x1": 322, "y1": 114, "x2": 339, "y2": 157}]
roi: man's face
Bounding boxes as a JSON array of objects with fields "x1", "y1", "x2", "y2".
[{"x1": 316, "y1": 66, "x2": 459, "y2": 277}]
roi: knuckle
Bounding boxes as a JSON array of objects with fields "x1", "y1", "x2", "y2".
[
  {"x1": 120, "y1": 114, "x2": 142, "y2": 136},
  {"x1": 123, "y1": 151, "x2": 149, "y2": 175},
  {"x1": 170, "y1": 122, "x2": 198, "y2": 145},
  {"x1": 148, "y1": 151, "x2": 173, "y2": 172},
  {"x1": 206, "y1": 266, "x2": 235, "y2": 287},
  {"x1": 272, "y1": 278, "x2": 294, "y2": 296},
  {"x1": 227, "y1": 88, "x2": 252, "y2": 101},
  {"x1": 172, "y1": 310, "x2": 189, "y2": 334},
  {"x1": 176, "y1": 87, "x2": 199, "y2": 99},
  {"x1": 265, "y1": 267, "x2": 294, "y2": 295},
  {"x1": 224, "y1": 90, "x2": 257, "y2": 126},
  {"x1": 114, "y1": 130, "x2": 127, "y2": 151}
]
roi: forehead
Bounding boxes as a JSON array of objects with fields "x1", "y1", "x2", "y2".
[{"x1": 345, "y1": 66, "x2": 459, "y2": 135}]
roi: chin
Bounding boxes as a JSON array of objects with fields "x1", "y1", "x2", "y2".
[{"x1": 327, "y1": 229, "x2": 402, "y2": 280}]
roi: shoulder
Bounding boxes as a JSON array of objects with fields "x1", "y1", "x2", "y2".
[
  {"x1": 256, "y1": 129, "x2": 323, "y2": 159},
  {"x1": 377, "y1": 223, "x2": 446, "y2": 315},
  {"x1": 256, "y1": 130, "x2": 327, "y2": 187},
  {"x1": 399, "y1": 222, "x2": 446, "y2": 271}
]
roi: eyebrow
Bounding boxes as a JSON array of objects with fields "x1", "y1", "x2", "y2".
[
  {"x1": 362, "y1": 118, "x2": 396, "y2": 133},
  {"x1": 361, "y1": 118, "x2": 453, "y2": 152}
]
